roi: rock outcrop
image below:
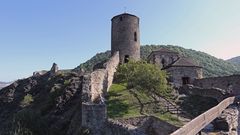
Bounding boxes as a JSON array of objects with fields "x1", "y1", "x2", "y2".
[
  {"x1": 213, "y1": 106, "x2": 239, "y2": 135},
  {"x1": 50, "y1": 63, "x2": 59, "y2": 75},
  {"x1": 0, "y1": 67, "x2": 83, "y2": 135},
  {"x1": 0, "y1": 52, "x2": 180, "y2": 135}
]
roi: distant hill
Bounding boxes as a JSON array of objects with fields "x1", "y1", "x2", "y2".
[
  {"x1": 227, "y1": 56, "x2": 240, "y2": 66},
  {"x1": 75, "y1": 45, "x2": 240, "y2": 77},
  {"x1": 0, "y1": 82, "x2": 11, "y2": 89},
  {"x1": 75, "y1": 51, "x2": 111, "y2": 72}
]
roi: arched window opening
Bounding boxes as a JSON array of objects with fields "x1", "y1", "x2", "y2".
[{"x1": 120, "y1": 16, "x2": 123, "y2": 21}]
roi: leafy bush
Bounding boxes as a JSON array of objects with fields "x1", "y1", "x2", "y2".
[
  {"x1": 10, "y1": 110, "x2": 48, "y2": 135},
  {"x1": 63, "y1": 80, "x2": 70, "y2": 86},
  {"x1": 74, "y1": 51, "x2": 111, "y2": 72},
  {"x1": 21, "y1": 94, "x2": 34, "y2": 107},
  {"x1": 115, "y1": 60, "x2": 171, "y2": 97}
]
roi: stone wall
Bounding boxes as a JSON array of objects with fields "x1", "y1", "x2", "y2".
[
  {"x1": 148, "y1": 51, "x2": 179, "y2": 69},
  {"x1": 89, "y1": 69, "x2": 107, "y2": 102},
  {"x1": 103, "y1": 120, "x2": 144, "y2": 135},
  {"x1": 194, "y1": 75, "x2": 240, "y2": 95},
  {"x1": 104, "y1": 52, "x2": 120, "y2": 92},
  {"x1": 111, "y1": 13, "x2": 140, "y2": 63},
  {"x1": 81, "y1": 52, "x2": 119, "y2": 103},
  {"x1": 81, "y1": 103, "x2": 107, "y2": 134},
  {"x1": 105, "y1": 116, "x2": 178, "y2": 135},
  {"x1": 180, "y1": 85, "x2": 229, "y2": 102},
  {"x1": 81, "y1": 52, "x2": 120, "y2": 134},
  {"x1": 166, "y1": 66, "x2": 203, "y2": 88}
]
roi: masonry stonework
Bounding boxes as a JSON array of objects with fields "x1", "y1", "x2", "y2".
[
  {"x1": 194, "y1": 75, "x2": 240, "y2": 95},
  {"x1": 82, "y1": 103, "x2": 107, "y2": 135},
  {"x1": 148, "y1": 48, "x2": 203, "y2": 87},
  {"x1": 111, "y1": 13, "x2": 140, "y2": 63},
  {"x1": 81, "y1": 13, "x2": 240, "y2": 135},
  {"x1": 167, "y1": 66, "x2": 203, "y2": 88},
  {"x1": 81, "y1": 52, "x2": 120, "y2": 103},
  {"x1": 81, "y1": 52, "x2": 120, "y2": 134},
  {"x1": 148, "y1": 49, "x2": 180, "y2": 68}
]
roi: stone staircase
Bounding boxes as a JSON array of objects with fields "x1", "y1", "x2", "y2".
[{"x1": 150, "y1": 94, "x2": 192, "y2": 123}]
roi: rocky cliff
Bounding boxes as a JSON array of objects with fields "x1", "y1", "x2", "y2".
[{"x1": 0, "y1": 65, "x2": 84, "y2": 135}]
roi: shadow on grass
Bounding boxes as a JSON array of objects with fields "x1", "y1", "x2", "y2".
[
  {"x1": 107, "y1": 98, "x2": 129, "y2": 118},
  {"x1": 180, "y1": 95, "x2": 218, "y2": 117}
]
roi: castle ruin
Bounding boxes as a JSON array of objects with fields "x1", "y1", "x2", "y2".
[
  {"x1": 111, "y1": 13, "x2": 140, "y2": 63},
  {"x1": 148, "y1": 48, "x2": 203, "y2": 87}
]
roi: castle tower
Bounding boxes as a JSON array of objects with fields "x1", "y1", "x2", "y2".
[{"x1": 111, "y1": 13, "x2": 140, "y2": 63}]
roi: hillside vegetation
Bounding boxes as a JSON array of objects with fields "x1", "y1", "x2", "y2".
[
  {"x1": 227, "y1": 56, "x2": 240, "y2": 66},
  {"x1": 75, "y1": 45, "x2": 240, "y2": 77},
  {"x1": 0, "y1": 72, "x2": 84, "y2": 135},
  {"x1": 107, "y1": 83, "x2": 182, "y2": 127},
  {"x1": 75, "y1": 51, "x2": 111, "y2": 72}
]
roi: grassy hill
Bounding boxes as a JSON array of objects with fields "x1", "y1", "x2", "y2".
[
  {"x1": 74, "y1": 51, "x2": 111, "y2": 72},
  {"x1": 107, "y1": 83, "x2": 183, "y2": 127},
  {"x1": 75, "y1": 45, "x2": 240, "y2": 77}
]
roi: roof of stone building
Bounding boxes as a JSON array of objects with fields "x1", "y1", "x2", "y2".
[
  {"x1": 148, "y1": 48, "x2": 202, "y2": 68},
  {"x1": 147, "y1": 48, "x2": 179, "y2": 59},
  {"x1": 152, "y1": 48, "x2": 179, "y2": 54},
  {"x1": 170, "y1": 57, "x2": 202, "y2": 68},
  {"x1": 111, "y1": 13, "x2": 139, "y2": 20}
]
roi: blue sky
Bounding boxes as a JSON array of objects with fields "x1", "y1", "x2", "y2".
[{"x1": 0, "y1": 0, "x2": 240, "y2": 81}]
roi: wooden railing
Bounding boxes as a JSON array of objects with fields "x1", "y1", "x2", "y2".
[{"x1": 171, "y1": 96, "x2": 237, "y2": 135}]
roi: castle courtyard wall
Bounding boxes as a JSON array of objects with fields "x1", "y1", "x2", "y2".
[
  {"x1": 81, "y1": 52, "x2": 120, "y2": 134},
  {"x1": 194, "y1": 75, "x2": 240, "y2": 95}
]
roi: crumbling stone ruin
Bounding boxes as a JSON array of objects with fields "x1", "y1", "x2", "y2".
[
  {"x1": 194, "y1": 75, "x2": 240, "y2": 95},
  {"x1": 81, "y1": 52, "x2": 120, "y2": 134},
  {"x1": 148, "y1": 48, "x2": 203, "y2": 88},
  {"x1": 110, "y1": 13, "x2": 240, "y2": 135},
  {"x1": 2, "y1": 12, "x2": 239, "y2": 135},
  {"x1": 111, "y1": 13, "x2": 140, "y2": 64}
]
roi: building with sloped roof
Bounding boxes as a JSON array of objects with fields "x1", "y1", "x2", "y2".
[
  {"x1": 110, "y1": 12, "x2": 203, "y2": 88},
  {"x1": 148, "y1": 48, "x2": 203, "y2": 87}
]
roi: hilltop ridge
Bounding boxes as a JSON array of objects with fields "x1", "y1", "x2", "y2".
[
  {"x1": 0, "y1": 82, "x2": 11, "y2": 89},
  {"x1": 75, "y1": 45, "x2": 240, "y2": 77},
  {"x1": 227, "y1": 56, "x2": 240, "y2": 66}
]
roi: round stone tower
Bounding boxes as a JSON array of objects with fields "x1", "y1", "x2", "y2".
[{"x1": 111, "y1": 13, "x2": 140, "y2": 63}]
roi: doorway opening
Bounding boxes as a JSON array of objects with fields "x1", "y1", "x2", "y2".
[
  {"x1": 182, "y1": 77, "x2": 190, "y2": 85},
  {"x1": 124, "y1": 55, "x2": 129, "y2": 63}
]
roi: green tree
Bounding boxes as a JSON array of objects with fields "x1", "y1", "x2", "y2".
[{"x1": 115, "y1": 61, "x2": 171, "y2": 114}]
